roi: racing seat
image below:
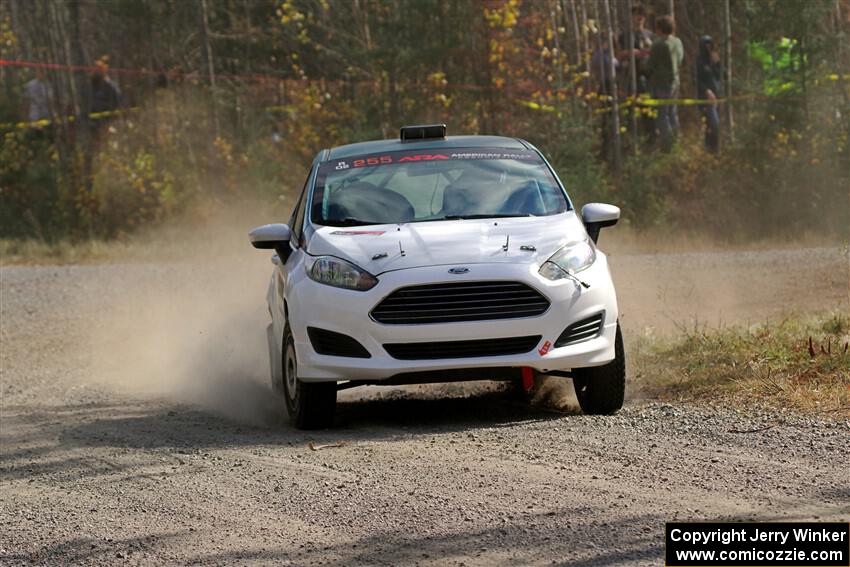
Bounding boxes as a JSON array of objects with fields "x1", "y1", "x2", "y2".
[
  {"x1": 329, "y1": 182, "x2": 415, "y2": 223},
  {"x1": 441, "y1": 183, "x2": 480, "y2": 217},
  {"x1": 440, "y1": 167, "x2": 514, "y2": 217},
  {"x1": 501, "y1": 181, "x2": 546, "y2": 216}
]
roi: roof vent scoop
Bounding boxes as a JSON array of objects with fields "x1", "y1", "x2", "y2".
[{"x1": 400, "y1": 123, "x2": 447, "y2": 142}]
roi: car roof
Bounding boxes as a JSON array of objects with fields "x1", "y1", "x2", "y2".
[{"x1": 325, "y1": 135, "x2": 531, "y2": 161}]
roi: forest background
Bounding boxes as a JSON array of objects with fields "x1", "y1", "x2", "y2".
[{"x1": 1, "y1": 0, "x2": 848, "y2": 245}]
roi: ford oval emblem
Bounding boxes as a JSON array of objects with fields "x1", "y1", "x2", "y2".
[{"x1": 448, "y1": 267, "x2": 470, "y2": 274}]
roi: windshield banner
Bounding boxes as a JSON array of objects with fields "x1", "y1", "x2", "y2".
[{"x1": 321, "y1": 148, "x2": 539, "y2": 175}]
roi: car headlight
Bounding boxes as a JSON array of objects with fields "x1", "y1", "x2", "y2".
[
  {"x1": 307, "y1": 256, "x2": 378, "y2": 291},
  {"x1": 539, "y1": 239, "x2": 596, "y2": 280}
]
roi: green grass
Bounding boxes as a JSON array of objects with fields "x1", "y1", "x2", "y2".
[{"x1": 631, "y1": 312, "x2": 850, "y2": 418}]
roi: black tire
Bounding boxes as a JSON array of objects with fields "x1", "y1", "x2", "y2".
[
  {"x1": 572, "y1": 324, "x2": 625, "y2": 415},
  {"x1": 282, "y1": 323, "x2": 336, "y2": 429}
]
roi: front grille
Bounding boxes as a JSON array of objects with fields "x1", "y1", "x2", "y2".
[
  {"x1": 383, "y1": 335, "x2": 542, "y2": 360},
  {"x1": 371, "y1": 281, "x2": 549, "y2": 324},
  {"x1": 307, "y1": 327, "x2": 371, "y2": 358},
  {"x1": 554, "y1": 312, "x2": 604, "y2": 347}
]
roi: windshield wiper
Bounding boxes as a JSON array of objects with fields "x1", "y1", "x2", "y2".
[
  {"x1": 324, "y1": 217, "x2": 384, "y2": 227},
  {"x1": 441, "y1": 213, "x2": 533, "y2": 220}
]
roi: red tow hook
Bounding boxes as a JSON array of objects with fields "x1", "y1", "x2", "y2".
[{"x1": 521, "y1": 366, "x2": 535, "y2": 392}]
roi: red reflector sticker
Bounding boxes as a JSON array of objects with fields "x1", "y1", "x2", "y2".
[{"x1": 538, "y1": 340, "x2": 552, "y2": 356}]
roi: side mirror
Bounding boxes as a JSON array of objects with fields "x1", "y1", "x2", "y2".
[
  {"x1": 581, "y1": 203, "x2": 620, "y2": 244},
  {"x1": 250, "y1": 223, "x2": 292, "y2": 261}
]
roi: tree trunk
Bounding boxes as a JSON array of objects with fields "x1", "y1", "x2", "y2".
[
  {"x1": 602, "y1": 0, "x2": 621, "y2": 171},
  {"x1": 626, "y1": 0, "x2": 637, "y2": 154},
  {"x1": 551, "y1": 1, "x2": 563, "y2": 89},
  {"x1": 199, "y1": 0, "x2": 220, "y2": 138},
  {"x1": 579, "y1": 0, "x2": 591, "y2": 100},
  {"x1": 566, "y1": 0, "x2": 582, "y2": 69},
  {"x1": 799, "y1": 22, "x2": 809, "y2": 120},
  {"x1": 723, "y1": 0, "x2": 734, "y2": 143},
  {"x1": 67, "y1": 0, "x2": 97, "y2": 235}
]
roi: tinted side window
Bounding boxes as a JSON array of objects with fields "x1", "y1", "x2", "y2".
[{"x1": 290, "y1": 168, "x2": 313, "y2": 246}]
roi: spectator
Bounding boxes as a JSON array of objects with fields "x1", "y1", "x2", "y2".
[
  {"x1": 695, "y1": 35, "x2": 722, "y2": 152},
  {"x1": 22, "y1": 68, "x2": 53, "y2": 122},
  {"x1": 590, "y1": 35, "x2": 619, "y2": 98},
  {"x1": 666, "y1": 19, "x2": 685, "y2": 135},
  {"x1": 155, "y1": 72, "x2": 169, "y2": 90},
  {"x1": 647, "y1": 15, "x2": 676, "y2": 151},
  {"x1": 618, "y1": 5, "x2": 654, "y2": 146},
  {"x1": 90, "y1": 61, "x2": 121, "y2": 115},
  {"x1": 617, "y1": 5, "x2": 653, "y2": 95}
]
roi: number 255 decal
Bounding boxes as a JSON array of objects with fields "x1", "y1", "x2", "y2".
[{"x1": 353, "y1": 156, "x2": 393, "y2": 167}]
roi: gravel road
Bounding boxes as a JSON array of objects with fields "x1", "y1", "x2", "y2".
[{"x1": 1, "y1": 246, "x2": 848, "y2": 566}]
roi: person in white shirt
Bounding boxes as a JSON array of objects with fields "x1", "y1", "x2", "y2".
[{"x1": 23, "y1": 68, "x2": 53, "y2": 122}]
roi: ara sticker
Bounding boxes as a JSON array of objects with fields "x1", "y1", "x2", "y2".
[
  {"x1": 330, "y1": 230, "x2": 386, "y2": 236},
  {"x1": 538, "y1": 340, "x2": 552, "y2": 357},
  {"x1": 397, "y1": 154, "x2": 449, "y2": 162}
]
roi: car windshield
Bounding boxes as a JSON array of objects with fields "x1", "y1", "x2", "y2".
[{"x1": 311, "y1": 148, "x2": 569, "y2": 226}]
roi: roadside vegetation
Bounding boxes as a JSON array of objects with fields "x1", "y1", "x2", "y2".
[
  {"x1": 0, "y1": 200, "x2": 280, "y2": 265},
  {"x1": 2, "y1": 1, "x2": 849, "y2": 247},
  {"x1": 631, "y1": 312, "x2": 850, "y2": 419}
]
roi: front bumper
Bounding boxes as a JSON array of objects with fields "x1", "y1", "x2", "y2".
[{"x1": 286, "y1": 256, "x2": 619, "y2": 382}]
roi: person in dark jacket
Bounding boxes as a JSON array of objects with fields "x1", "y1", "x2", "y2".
[
  {"x1": 90, "y1": 69, "x2": 121, "y2": 114},
  {"x1": 695, "y1": 35, "x2": 722, "y2": 152},
  {"x1": 646, "y1": 15, "x2": 677, "y2": 151},
  {"x1": 87, "y1": 60, "x2": 123, "y2": 152}
]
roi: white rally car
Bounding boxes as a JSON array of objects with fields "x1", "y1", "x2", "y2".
[{"x1": 251, "y1": 125, "x2": 624, "y2": 429}]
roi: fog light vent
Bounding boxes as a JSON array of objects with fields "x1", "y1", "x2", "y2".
[
  {"x1": 554, "y1": 312, "x2": 604, "y2": 347},
  {"x1": 307, "y1": 327, "x2": 371, "y2": 358}
]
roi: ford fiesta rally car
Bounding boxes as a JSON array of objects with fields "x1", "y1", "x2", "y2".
[{"x1": 251, "y1": 124, "x2": 624, "y2": 429}]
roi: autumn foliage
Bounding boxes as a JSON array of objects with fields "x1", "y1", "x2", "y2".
[{"x1": 1, "y1": 0, "x2": 848, "y2": 242}]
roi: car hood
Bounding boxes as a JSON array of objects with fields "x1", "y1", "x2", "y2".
[{"x1": 307, "y1": 212, "x2": 587, "y2": 274}]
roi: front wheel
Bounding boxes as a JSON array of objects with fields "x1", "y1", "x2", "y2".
[
  {"x1": 572, "y1": 324, "x2": 625, "y2": 415},
  {"x1": 282, "y1": 324, "x2": 336, "y2": 429}
]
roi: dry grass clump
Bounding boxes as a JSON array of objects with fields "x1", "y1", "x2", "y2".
[
  {"x1": 0, "y1": 238, "x2": 124, "y2": 265},
  {"x1": 631, "y1": 312, "x2": 850, "y2": 418}
]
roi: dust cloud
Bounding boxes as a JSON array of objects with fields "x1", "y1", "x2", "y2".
[{"x1": 85, "y1": 208, "x2": 285, "y2": 426}]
